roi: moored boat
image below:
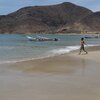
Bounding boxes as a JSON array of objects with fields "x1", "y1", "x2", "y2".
[{"x1": 26, "y1": 36, "x2": 59, "y2": 41}]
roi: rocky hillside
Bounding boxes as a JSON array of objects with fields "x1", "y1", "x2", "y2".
[
  {"x1": 0, "y1": 2, "x2": 99, "y2": 34},
  {"x1": 79, "y1": 12, "x2": 100, "y2": 32}
]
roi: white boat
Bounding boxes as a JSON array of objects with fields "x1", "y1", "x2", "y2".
[
  {"x1": 26, "y1": 36, "x2": 59, "y2": 41},
  {"x1": 26, "y1": 36, "x2": 38, "y2": 41}
]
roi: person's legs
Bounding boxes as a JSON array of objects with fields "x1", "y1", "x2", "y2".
[
  {"x1": 83, "y1": 49, "x2": 88, "y2": 54},
  {"x1": 79, "y1": 48, "x2": 82, "y2": 55},
  {"x1": 82, "y1": 47, "x2": 88, "y2": 54}
]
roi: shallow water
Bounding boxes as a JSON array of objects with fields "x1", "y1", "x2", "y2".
[{"x1": 0, "y1": 33, "x2": 100, "y2": 64}]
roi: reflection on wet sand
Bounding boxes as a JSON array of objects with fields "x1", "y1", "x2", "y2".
[
  {"x1": 8, "y1": 54, "x2": 88, "y2": 74},
  {"x1": 0, "y1": 51, "x2": 100, "y2": 100}
]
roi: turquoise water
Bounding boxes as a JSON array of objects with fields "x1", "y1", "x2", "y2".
[{"x1": 0, "y1": 34, "x2": 100, "y2": 64}]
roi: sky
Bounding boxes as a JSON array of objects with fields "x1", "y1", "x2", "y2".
[{"x1": 0, "y1": 0, "x2": 100, "y2": 15}]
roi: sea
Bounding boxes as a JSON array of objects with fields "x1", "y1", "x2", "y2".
[{"x1": 0, "y1": 33, "x2": 100, "y2": 64}]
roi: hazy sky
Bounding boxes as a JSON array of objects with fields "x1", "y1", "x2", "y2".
[{"x1": 0, "y1": 0, "x2": 100, "y2": 15}]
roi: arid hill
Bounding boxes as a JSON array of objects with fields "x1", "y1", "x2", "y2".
[
  {"x1": 0, "y1": 2, "x2": 99, "y2": 34},
  {"x1": 79, "y1": 12, "x2": 100, "y2": 32}
]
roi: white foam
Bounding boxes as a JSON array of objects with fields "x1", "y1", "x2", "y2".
[
  {"x1": 0, "y1": 57, "x2": 42, "y2": 65},
  {"x1": 0, "y1": 44, "x2": 98, "y2": 65},
  {"x1": 49, "y1": 46, "x2": 80, "y2": 55},
  {"x1": 48, "y1": 44, "x2": 97, "y2": 55},
  {"x1": 0, "y1": 55, "x2": 57, "y2": 65}
]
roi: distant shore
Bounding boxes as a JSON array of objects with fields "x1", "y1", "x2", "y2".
[{"x1": 0, "y1": 31, "x2": 100, "y2": 35}]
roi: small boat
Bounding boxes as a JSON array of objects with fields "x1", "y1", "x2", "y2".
[
  {"x1": 84, "y1": 36, "x2": 93, "y2": 39},
  {"x1": 26, "y1": 36, "x2": 59, "y2": 41},
  {"x1": 26, "y1": 36, "x2": 38, "y2": 41},
  {"x1": 84, "y1": 35, "x2": 100, "y2": 39}
]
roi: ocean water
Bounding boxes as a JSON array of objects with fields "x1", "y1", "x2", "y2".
[{"x1": 0, "y1": 33, "x2": 100, "y2": 64}]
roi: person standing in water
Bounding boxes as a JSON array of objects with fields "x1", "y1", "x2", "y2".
[{"x1": 79, "y1": 38, "x2": 88, "y2": 55}]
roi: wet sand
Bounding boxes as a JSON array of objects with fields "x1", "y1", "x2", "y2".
[{"x1": 0, "y1": 46, "x2": 100, "y2": 100}]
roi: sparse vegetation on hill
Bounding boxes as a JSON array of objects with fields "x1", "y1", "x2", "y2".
[{"x1": 0, "y1": 2, "x2": 99, "y2": 34}]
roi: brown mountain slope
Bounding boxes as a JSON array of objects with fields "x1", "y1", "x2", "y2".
[
  {"x1": 0, "y1": 2, "x2": 93, "y2": 33},
  {"x1": 58, "y1": 12, "x2": 100, "y2": 33},
  {"x1": 79, "y1": 12, "x2": 100, "y2": 32}
]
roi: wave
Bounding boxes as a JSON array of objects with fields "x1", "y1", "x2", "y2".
[
  {"x1": 0, "y1": 44, "x2": 98, "y2": 65},
  {"x1": 0, "y1": 58, "x2": 38, "y2": 65},
  {"x1": 49, "y1": 46, "x2": 80, "y2": 55},
  {"x1": 48, "y1": 44, "x2": 97, "y2": 55}
]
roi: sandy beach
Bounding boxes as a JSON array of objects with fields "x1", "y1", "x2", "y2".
[{"x1": 0, "y1": 46, "x2": 100, "y2": 100}]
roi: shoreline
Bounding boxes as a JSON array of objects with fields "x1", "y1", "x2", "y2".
[
  {"x1": 0, "y1": 45, "x2": 100, "y2": 100},
  {"x1": 0, "y1": 45, "x2": 100, "y2": 65},
  {"x1": 3, "y1": 45, "x2": 100, "y2": 73}
]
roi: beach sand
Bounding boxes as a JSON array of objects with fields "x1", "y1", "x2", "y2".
[{"x1": 0, "y1": 46, "x2": 100, "y2": 100}]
